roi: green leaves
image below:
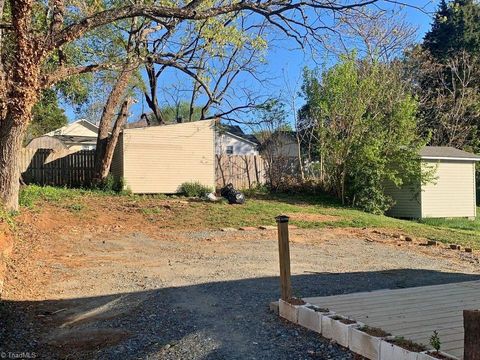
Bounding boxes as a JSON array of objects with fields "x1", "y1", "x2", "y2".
[
  {"x1": 301, "y1": 56, "x2": 425, "y2": 214},
  {"x1": 27, "y1": 89, "x2": 68, "y2": 142}
]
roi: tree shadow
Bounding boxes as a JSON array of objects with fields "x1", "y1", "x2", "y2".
[{"x1": 1, "y1": 269, "x2": 479, "y2": 359}]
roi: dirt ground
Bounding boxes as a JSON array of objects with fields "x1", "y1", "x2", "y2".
[{"x1": 1, "y1": 200, "x2": 480, "y2": 359}]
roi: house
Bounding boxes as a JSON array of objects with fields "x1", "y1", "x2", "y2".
[
  {"x1": 26, "y1": 119, "x2": 98, "y2": 151},
  {"x1": 259, "y1": 131, "x2": 299, "y2": 158},
  {"x1": 111, "y1": 119, "x2": 215, "y2": 193},
  {"x1": 386, "y1": 146, "x2": 480, "y2": 219},
  {"x1": 215, "y1": 124, "x2": 260, "y2": 156}
]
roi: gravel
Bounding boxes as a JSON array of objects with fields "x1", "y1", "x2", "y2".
[{"x1": 2, "y1": 228, "x2": 480, "y2": 359}]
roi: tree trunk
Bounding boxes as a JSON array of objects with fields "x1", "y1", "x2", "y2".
[
  {"x1": 94, "y1": 64, "x2": 135, "y2": 181},
  {"x1": 0, "y1": 0, "x2": 39, "y2": 211},
  {"x1": 0, "y1": 118, "x2": 29, "y2": 210},
  {"x1": 98, "y1": 97, "x2": 134, "y2": 180},
  {"x1": 144, "y1": 61, "x2": 165, "y2": 124}
]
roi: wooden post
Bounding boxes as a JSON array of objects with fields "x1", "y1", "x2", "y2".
[
  {"x1": 276, "y1": 215, "x2": 292, "y2": 301},
  {"x1": 464, "y1": 310, "x2": 480, "y2": 360}
]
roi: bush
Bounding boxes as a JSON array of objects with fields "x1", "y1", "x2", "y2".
[
  {"x1": 180, "y1": 182, "x2": 213, "y2": 198},
  {"x1": 95, "y1": 175, "x2": 125, "y2": 193},
  {"x1": 242, "y1": 184, "x2": 269, "y2": 197}
]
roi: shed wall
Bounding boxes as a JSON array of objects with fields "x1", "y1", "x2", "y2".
[
  {"x1": 421, "y1": 160, "x2": 476, "y2": 218},
  {"x1": 122, "y1": 120, "x2": 215, "y2": 193},
  {"x1": 385, "y1": 181, "x2": 422, "y2": 218}
]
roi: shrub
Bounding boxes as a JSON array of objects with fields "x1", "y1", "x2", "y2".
[
  {"x1": 95, "y1": 175, "x2": 125, "y2": 193},
  {"x1": 180, "y1": 182, "x2": 213, "y2": 198},
  {"x1": 242, "y1": 184, "x2": 269, "y2": 197}
]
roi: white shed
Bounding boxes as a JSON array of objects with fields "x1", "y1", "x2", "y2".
[
  {"x1": 386, "y1": 146, "x2": 480, "y2": 219},
  {"x1": 111, "y1": 120, "x2": 215, "y2": 193}
]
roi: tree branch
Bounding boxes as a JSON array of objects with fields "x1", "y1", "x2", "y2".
[
  {"x1": 46, "y1": 0, "x2": 381, "y2": 54},
  {"x1": 40, "y1": 62, "x2": 124, "y2": 88}
]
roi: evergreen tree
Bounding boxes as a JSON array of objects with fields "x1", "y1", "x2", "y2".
[
  {"x1": 26, "y1": 89, "x2": 68, "y2": 143},
  {"x1": 423, "y1": 0, "x2": 480, "y2": 60}
]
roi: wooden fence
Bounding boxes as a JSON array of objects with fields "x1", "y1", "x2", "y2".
[
  {"x1": 215, "y1": 154, "x2": 267, "y2": 189},
  {"x1": 19, "y1": 149, "x2": 266, "y2": 189},
  {"x1": 20, "y1": 148, "x2": 95, "y2": 186}
]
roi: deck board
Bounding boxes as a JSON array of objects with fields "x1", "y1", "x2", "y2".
[{"x1": 304, "y1": 280, "x2": 480, "y2": 359}]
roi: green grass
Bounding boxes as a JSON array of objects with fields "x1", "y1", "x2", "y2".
[
  {"x1": 19, "y1": 184, "x2": 115, "y2": 208},
  {"x1": 15, "y1": 185, "x2": 480, "y2": 249},
  {"x1": 201, "y1": 192, "x2": 480, "y2": 248},
  {"x1": 419, "y1": 212, "x2": 480, "y2": 232}
]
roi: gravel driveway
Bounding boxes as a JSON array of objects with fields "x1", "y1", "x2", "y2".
[{"x1": 2, "y1": 228, "x2": 480, "y2": 359}]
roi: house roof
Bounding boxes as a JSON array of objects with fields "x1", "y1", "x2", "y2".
[
  {"x1": 419, "y1": 146, "x2": 480, "y2": 161},
  {"x1": 54, "y1": 135, "x2": 97, "y2": 144},
  {"x1": 219, "y1": 124, "x2": 260, "y2": 145}
]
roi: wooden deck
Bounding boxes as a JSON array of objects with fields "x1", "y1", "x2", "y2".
[{"x1": 304, "y1": 280, "x2": 480, "y2": 359}]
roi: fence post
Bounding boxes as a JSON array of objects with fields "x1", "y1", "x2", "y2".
[
  {"x1": 276, "y1": 215, "x2": 292, "y2": 301},
  {"x1": 464, "y1": 310, "x2": 480, "y2": 359}
]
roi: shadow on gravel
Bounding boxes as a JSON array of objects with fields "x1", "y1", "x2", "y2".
[{"x1": 1, "y1": 269, "x2": 479, "y2": 359}]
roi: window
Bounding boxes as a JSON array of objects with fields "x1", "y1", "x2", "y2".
[{"x1": 226, "y1": 146, "x2": 234, "y2": 155}]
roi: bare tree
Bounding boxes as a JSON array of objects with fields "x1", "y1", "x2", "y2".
[
  {"x1": 326, "y1": 6, "x2": 417, "y2": 61},
  {"x1": 406, "y1": 48, "x2": 480, "y2": 149},
  {"x1": 141, "y1": 16, "x2": 268, "y2": 124}
]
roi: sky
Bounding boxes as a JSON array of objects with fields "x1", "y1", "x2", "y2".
[{"x1": 64, "y1": 0, "x2": 441, "y2": 126}]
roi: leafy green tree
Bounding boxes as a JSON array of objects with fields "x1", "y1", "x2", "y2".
[
  {"x1": 26, "y1": 89, "x2": 68, "y2": 142},
  {"x1": 160, "y1": 102, "x2": 205, "y2": 124},
  {"x1": 301, "y1": 56, "x2": 427, "y2": 214}
]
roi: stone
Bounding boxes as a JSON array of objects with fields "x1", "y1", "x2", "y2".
[
  {"x1": 379, "y1": 340, "x2": 419, "y2": 360},
  {"x1": 405, "y1": 236, "x2": 413, "y2": 242},
  {"x1": 220, "y1": 227, "x2": 237, "y2": 232},
  {"x1": 258, "y1": 225, "x2": 276, "y2": 230},
  {"x1": 427, "y1": 240, "x2": 438, "y2": 246},
  {"x1": 321, "y1": 315, "x2": 357, "y2": 348},
  {"x1": 269, "y1": 301, "x2": 279, "y2": 315},
  {"x1": 239, "y1": 226, "x2": 257, "y2": 231},
  {"x1": 449, "y1": 244, "x2": 461, "y2": 250},
  {"x1": 279, "y1": 299, "x2": 300, "y2": 323},
  {"x1": 349, "y1": 326, "x2": 382, "y2": 360},
  {"x1": 297, "y1": 306, "x2": 322, "y2": 333},
  {"x1": 465, "y1": 247, "x2": 473, "y2": 253}
]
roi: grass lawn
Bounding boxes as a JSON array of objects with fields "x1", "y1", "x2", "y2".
[{"x1": 8, "y1": 185, "x2": 480, "y2": 249}]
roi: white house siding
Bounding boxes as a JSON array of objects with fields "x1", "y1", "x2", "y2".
[
  {"x1": 45, "y1": 119, "x2": 98, "y2": 137},
  {"x1": 215, "y1": 133, "x2": 258, "y2": 155},
  {"x1": 385, "y1": 181, "x2": 422, "y2": 218},
  {"x1": 421, "y1": 160, "x2": 476, "y2": 218},
  {"x1": 118, "y1": 120, "x2": 215, "y2": 193}
]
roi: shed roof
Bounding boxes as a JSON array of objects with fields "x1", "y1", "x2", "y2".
[{"x1": 419, "y1": 146, "x2": 480, "y2": 161}]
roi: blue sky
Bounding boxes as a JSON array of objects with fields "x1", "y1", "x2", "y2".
[{"x1": 65, "y1": 0, "x2": 440, "y2": 125}]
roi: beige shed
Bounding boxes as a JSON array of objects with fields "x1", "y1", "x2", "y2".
[
  {"x1": 386, "y1": 146, "x2": 480, "y2": 219},
  {"x1": 111, "y1": 119, "x2": 215, "y2": 194}
]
